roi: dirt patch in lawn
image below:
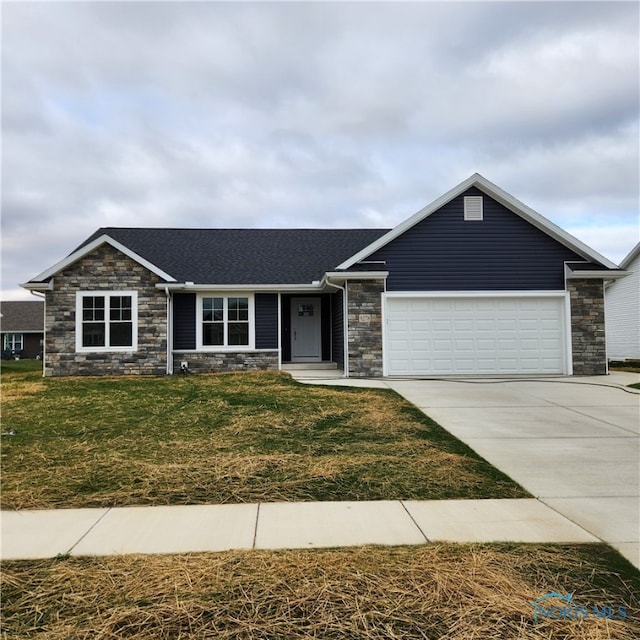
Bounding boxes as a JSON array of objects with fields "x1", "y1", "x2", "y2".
[{"x1": 2, "y1": 544, "x2": 638, "y2": 639}]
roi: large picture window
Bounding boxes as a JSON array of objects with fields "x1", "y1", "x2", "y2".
[
  {"x1": 199, "y1": 295, "x2": 253, "y2": 349},
  {"x1": 76, "y1": 291, "x2": 137, "y2": 351}
]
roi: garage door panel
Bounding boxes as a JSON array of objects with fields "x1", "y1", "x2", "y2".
[{"x1": 385, "y1": 295, "x2": 565, "y2": 375}]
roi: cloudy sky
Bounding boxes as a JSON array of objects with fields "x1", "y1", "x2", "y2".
[{"x1": 2, "y1": 1, "x2": 638, "y2": 300}]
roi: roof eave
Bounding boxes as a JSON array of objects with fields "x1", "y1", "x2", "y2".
[
  {"x1": 24, "y1": 235, "x2": 177, "y2": 285},
  {"x1": 20, "y1": 281, "x2": 54, "y2": 292},
  {"x1": 323, "y1": 271, "x2": 389, "y2": 284},
  {"x1": 157, "y1": 282, "x2": 326, "y2": 292},
  {"x1": 566, "y1": 269, "x2": 628, "y2": 280},
  {"x1": 619, "y1": 242, "x2": 640, "y2": 269}
]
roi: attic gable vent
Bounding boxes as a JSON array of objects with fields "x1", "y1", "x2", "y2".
[{"x1": 464, "y1": 196, "x2": 483, "y2": 221}]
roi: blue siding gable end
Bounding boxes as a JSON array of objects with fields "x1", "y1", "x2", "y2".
[{"x1": 371, "y1": 187, "x2": 591, "y2": 291}]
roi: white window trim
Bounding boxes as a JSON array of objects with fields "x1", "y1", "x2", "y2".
[
  {"x1": 4, "y1": 333, "x2": 24, "y2": 351},
  {"x1": 75, "y1": 291, "x2": 138, "y2": 352},
  {"x1": 196, "y1": 293, "x2": 255, "y2": 351}
]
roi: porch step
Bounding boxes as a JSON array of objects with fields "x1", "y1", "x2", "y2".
[{"x1": 282, "y1": 362, "x2": 338, "y2": 371}]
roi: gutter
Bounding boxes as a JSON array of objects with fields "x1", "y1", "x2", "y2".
[
  {"x1": 564, "y1": 262, "x2": 627, "y2": 282},
  {"x1": 155, "y1": 282, "x2": 325, "y2": 293}
]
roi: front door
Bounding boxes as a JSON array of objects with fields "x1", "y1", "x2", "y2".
[{"x1": 291, "y1": 297, "x2": 321, "y2": 361}]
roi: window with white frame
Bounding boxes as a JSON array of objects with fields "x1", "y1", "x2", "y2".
[
  {"x1": 199, "y1": 295, "x2": 253, "y2": 349},
  {"x1": 76, "y1": 292, "x2": 138, "y2": 351},
  {"x1": 4, "y1": 333, "x2": 23, "y2": 352}
]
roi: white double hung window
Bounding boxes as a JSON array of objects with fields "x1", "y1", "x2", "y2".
[
  {"x1": 4, "y1": 334, "x2": 23, "y2": 352},
  {"x1": 198, "y1": 295, "x2": 254, "y2": 349},
  {"x1": 76, "y1": 291, "x2": 138, "y2": 351}
]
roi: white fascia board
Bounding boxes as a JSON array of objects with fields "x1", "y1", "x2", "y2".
[
  {"x1": 620, "y1": 242, "x2": 640, "y2": 269},
  {"x1": 158, "y1": 283, "x2": 324, "y2": 292},
  {"x1": 566, "y1": 269, "x2": 628, "y2": 280},
  {"x1": 322, "y1": 271, "x2": 389, "y2": 284},
  {"x1": 26, "y1": 235, "x2": 177, "y2": 283},
  {"x1": 337, "y1": 173, "x2": 619, "y2": 270},
  {"x1": 336, "y1": 174, "x2": 479, "y2": 269},
  {"x1": 20, "y1": 280, "x2": 54, "y2": 291},
  {"x1": 472, "y1": 175, "x2": 620, "y2": 270},
  {"x1": 383, "y1": 290, "x2": 569, "y2": 298},
  {"x1": 5, "y1": 330, "x2": 43, "y2": 334}
]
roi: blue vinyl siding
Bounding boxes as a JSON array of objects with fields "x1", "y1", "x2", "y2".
[
  {"x1": 173, "y1": 293, "x2": 196, "y2": 349},
  {"x1": 175, "y1": 293, "x2": 278, "y2": 350},
  {"x1": 255, "y1": 293, "x2": 279, "y2": 349},
  {"x1": 370, "y1": 187, "x2": 593, "y2": 291},
  {"x1": 331, "y1": 291, "x2": 344, "y2": 369}
]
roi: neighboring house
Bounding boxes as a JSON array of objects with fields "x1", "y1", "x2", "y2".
[
  {"x1": 22, "y1": 174, "x2": 626, "y2": 378},
  {"x1": 605, "y1": 242, "x2": 640, "y2": 360},
  {"x1": 0, "y1": 300, "x2": 45, "y2": 359}
]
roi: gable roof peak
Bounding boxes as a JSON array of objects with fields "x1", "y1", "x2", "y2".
[{"x1": 337, "y1": 173, "x2": 618, "y2": 270}]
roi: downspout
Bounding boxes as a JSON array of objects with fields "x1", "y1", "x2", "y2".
[
  {"x1": 164, "y1": 286, "x2": 173, "y2": 375},
  {"x1": 30, "y1": 290, "x2": 46, "y2": 378},
  {"x1": 324, "y1": 278, "x2": 348, "y2": 378}
]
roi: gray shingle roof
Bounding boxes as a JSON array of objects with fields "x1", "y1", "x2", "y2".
[
  {"x1": 79, "y1": 228, "x2": 389, "y2": 284},
  {"x1": 0, "y1": 301, "x2": 44, "y2": 332}
]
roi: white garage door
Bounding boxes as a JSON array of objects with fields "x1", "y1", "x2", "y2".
[{"x1": 385, "y1": 295, "x2": 566, "y2": 375}]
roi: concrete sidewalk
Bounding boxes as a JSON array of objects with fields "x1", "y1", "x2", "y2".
[
  {"x1": 2, "y1": 371, "x2": 636, "y2": 566},
  {"x1": 293, "y1": 370, "x2": 640, "y2": 569},
  {"x1": 0, "y1": 498, "x2": 598, "y2": 561}
]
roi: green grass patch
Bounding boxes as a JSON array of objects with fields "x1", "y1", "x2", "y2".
[
  {"x1": 0, "y1": 358, "x2": 43, "y2": 375},
  {"x1": 1, "y1": 370, "x2": 529, "y2": 509},
  {"x1": 2, "y1": 544, "x2": 638, "y2": 639},
  {"x1": 610, "y1": 360, "x2": 640, "y2": 374}
]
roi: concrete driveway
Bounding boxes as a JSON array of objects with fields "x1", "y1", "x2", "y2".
[{"x1": 385, "y1": 372, "x2": 640, "y2": 568}]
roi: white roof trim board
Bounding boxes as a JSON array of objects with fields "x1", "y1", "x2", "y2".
[
  {"x1": 337, "y1": 173, "x2": 619, "y2": 271},
  {"x1": 619, "y1": 242, "x2": 640, "y2": 269},
  {"x1": 26, "y1": 235, "x2": 178, "y2": 284}
]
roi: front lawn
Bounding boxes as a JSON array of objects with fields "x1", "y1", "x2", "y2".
[
  {"x1": 2, "y1": 544, "x2": 638, "y2": 639},
  {"x1": 0, "y1": 370, "x2": 527, "y2": 509}
]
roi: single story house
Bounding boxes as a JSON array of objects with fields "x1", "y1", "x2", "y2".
[
  {"x1": 605, "y1": 242, "x2": 640, "y2": 361},
  {"x1": 22, "y1": 174, "x2": 626, "y2": 378},
  {"x1": 1, "y1": 300, "x2": 45, "y2": 359}
]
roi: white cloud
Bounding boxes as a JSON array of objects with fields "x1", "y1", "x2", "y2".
[{"x1": 1, "y1": 1, "x2": 638, "y2": 299}]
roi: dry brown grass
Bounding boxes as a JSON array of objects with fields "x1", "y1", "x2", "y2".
[
  {"x1": 2, "y1": 544, "x2": 638, "y2": 639},
  {"x1": 1, "y1": 372, "x2": 527, "y2": 509},
  {"x1": 0, "y1": 375, "x2": 46, "y2": 403}
]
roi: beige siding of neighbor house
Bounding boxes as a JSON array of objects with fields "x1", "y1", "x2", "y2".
[{"x1": 44, "y1": 244, "x2": 167, "y2": 376}]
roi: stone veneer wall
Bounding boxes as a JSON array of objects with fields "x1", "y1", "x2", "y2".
[
  {"x1": 172, "y1": 351, "x2": 279, "y2": 374},
  {"x1": 568, "y1": 278, "x2": 607, "y2": 375},
  {"x1": 44, "y1": 245, "x2": 167, "y2": 376},
  {"x1": 346, "y1": 279, "x2": 384, "y2": 377}
]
